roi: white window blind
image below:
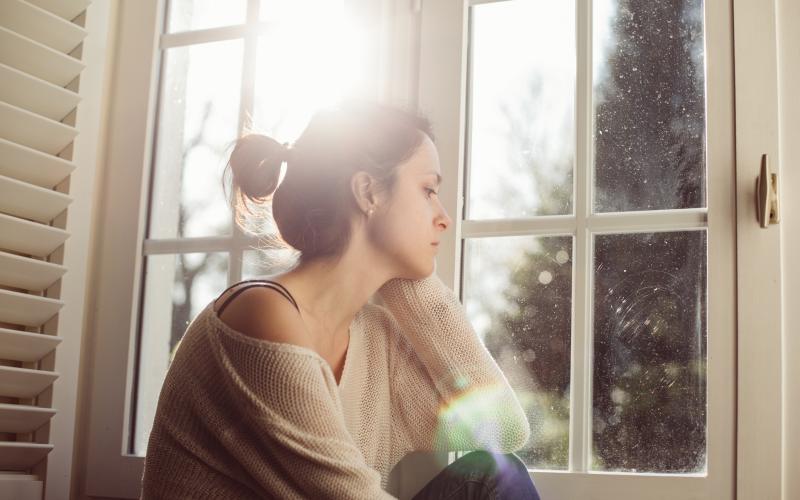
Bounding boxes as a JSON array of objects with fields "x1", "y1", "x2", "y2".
[{"x1": 0, "y1": 0, "x2": 89, "y2": 498}]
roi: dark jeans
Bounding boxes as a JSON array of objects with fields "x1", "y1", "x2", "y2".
[{"x1": 411, "y1": 451, "x2": 541, "y2": 500}]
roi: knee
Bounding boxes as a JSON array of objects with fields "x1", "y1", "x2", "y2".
[
  {"x1": 457, "y1": 450, "x2": 528, "y2": 477},
  {"x1": 447, "y1": 451, "x2": 540, "y2": 499}
]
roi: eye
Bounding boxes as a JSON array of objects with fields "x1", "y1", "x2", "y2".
[{"x1": 424, "y1": 187, "x2": 438, "y2": 198}]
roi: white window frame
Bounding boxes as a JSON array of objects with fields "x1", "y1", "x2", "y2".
[
  {"x1": 80, "y1": 0, "x2": 787, "y2": 499},
  {"x1": 418, "y1": 0, "x2": 778, "y2": 498}
]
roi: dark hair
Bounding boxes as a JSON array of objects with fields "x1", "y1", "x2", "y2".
[{"x1": 222, "y1": 99, "x2": 434, "y2": 268}]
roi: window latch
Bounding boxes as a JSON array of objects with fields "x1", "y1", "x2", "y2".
[{"x1": 755, "y1": 153, "x2": 780, "y2": 228}]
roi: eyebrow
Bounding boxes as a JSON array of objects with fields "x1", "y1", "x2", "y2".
[{"x1": 423, "y1": 172, "x2": 442, "y2": 186}]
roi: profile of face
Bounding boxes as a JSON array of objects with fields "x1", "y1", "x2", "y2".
[{"x1": 365, "y1": 134, "x2": 453, "y2": 280}]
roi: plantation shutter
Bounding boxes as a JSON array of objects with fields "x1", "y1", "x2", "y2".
[{"x1": 0, "y1": 0, "x2": 89, "y2": 497}]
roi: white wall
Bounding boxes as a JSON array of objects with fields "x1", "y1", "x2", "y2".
[{"x1": 777, "y1": 1, "x2": 799, "y2": 499}]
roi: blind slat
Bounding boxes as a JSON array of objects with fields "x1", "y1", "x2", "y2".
[
  {"x1": 0, "y1": 444, "x2": 54, "y2": 471},
  {"x1": 0, "y1": 102, "x2": 78, "y2": 155},
  {"x1": 0, "y1": 403, "x2": 56, "y2": 433},
  {"x1": 0, "y1": 251, "x2": 67, "y2": 293},
  {"x1": 0, "y1": 138, "x2": 76, "y2": 189},
  {"x1": 0, "y1": 213, "x2": 70, "y2": 258},
  {"x1": 0, "y1": 473, "x2": 43, "y2": 500},
  {"x1": 0, "y1": 175, "x2": 73, "y2": 224},
  {"x1": 0, "y1": 26, "x2": 85, "y2": 87},
  {"x1": 0, "y1": 328, "x2": 61, "y2": 363},
  {"x1": 0, "y1": 289, "x2": 64, "y2": 327},
  {"x1": 0, "y1": 0, "x2": 87, "y2": 54},
  {"x1": 0, "y1": 63, "x2": 81, "y2": 122},
  {"x1": 0, "y1": 366, "x2": 59, "y2": 400},
  {"x1": 25, "y1": 0, "x2": 92, "y2": 24}
]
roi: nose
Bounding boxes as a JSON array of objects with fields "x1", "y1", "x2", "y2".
[{"x1": 436, "y1": 204, "x2": 452, "y2": 232}]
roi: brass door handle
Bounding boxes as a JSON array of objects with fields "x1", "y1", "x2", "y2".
[{"x1": 755, "y1": 153, "x2": 780, "y2": 228}]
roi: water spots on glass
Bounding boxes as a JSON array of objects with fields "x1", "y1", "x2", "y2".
[
  {"x1": 593, "y1": 0, "x2": 706, "y2": 213},
  {"x1": 538, "y1": 270, "x2": 553, "y2": 285},
  {"x1": 522, "y1": 349, "x2": 537, "y2": 363},
  {"x1": 611, "y1": 387, "x2": 630, "y2": 405},
  {"x1": 592, "y1": 230, "x2": 707, "y2": 473},
  {"x1": 555, "y1": 250, "x2": 570, "y2": 265}
]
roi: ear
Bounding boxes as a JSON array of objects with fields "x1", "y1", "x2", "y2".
[{"x1": 351, "y1": 171, "x2": 380, "y2": 214}]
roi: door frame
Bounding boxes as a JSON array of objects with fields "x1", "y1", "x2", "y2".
[{"x1": 732, "y1": 0, "x2": 783, "y2": 498}]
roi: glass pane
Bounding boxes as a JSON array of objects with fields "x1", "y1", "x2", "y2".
[
  {"x1": 463, "y1": 235, "x2": 572, "y2": 470},
  {"x1": 592, "y1": 230, "x2": 707, "y2": 472},
  {"x1": 593, "y1": 0, "x2": 706, "y2": 212},
  {"x1": 466, "y1": 0, "x2": 575, "y2": 219},
  {"x1": 166, "y1": 0, "x2": 247, "y2": 33},
  {"x1": 259, "y1": 0, "x2": 335, "y2": 22},
  {"x1": 148, "y1": 39, "x2": 243, "y2": 239},
  {"x1": 134, "y1": 252, "x2": 228, "y2": 455},
  {"x1": 241, "y1": 248, "x2": 298, "y2": 280},
  {"x1": 252, "y1": 2, "x2": 370, "y2": 139}
]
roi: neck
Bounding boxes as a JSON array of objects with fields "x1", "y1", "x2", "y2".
[{"x1": 279, "y1": 243, "x2": 393, "y2": 343}]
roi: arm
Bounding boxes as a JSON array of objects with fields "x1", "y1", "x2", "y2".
[{"x1": 378, "y1": 272, "x2": 531, "y2": 454}]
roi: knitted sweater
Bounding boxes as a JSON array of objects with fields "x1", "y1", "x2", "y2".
[{"x1": 140, "y1": 272, "x2": 531, "y2": 499}]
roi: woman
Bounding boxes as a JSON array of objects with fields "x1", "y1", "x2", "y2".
[{"x1": 140, "y1": 99, "x2": 540, "y2": 499}]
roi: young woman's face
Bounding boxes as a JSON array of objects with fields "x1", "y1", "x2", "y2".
[{"x1": 369, "y1": 134, "x2": 453, "y2": 279}]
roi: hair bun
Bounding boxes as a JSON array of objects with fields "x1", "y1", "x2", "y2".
[{"x1": 228, "y1": 134, "x2": 288, "y2": 201}]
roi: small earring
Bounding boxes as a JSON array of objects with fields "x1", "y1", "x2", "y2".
[{"x1": 367, "y1": 207, "x2": 374, "y2": 216}]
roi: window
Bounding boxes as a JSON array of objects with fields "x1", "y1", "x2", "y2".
[
  {"x1": 421, "y1": 0, "x2": 735, "y2": 497},
  {"x1": 132, "y1": 0, "x2": 373, "y2": 456},
  {"x1": 85, "y1": 0, "x2": 788, "y2": 497}
]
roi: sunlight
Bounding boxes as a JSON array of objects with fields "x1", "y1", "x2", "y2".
[{"x1": 251, "y1": 0, "x2": 370, "y2": 139}]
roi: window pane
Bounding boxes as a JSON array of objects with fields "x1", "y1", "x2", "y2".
[
  {"x1": 593, "y1": 0, "x2": 706, "y2": 212},
  {"x1": 148, "y1": 40, "x2": 243, "y2": 239},
  {"x1": 252, "y1": 3, "x2": 370, "y2": 139},
  {"x1": 592, "y1": 230, "x2": 706, "y2": 472},
  {"x1": 259, "y1": 0, "x2": 336, "y2": 22},
  {"x1": 466, "y1": 0, "x2": 575, "y2": 219},
  {"x1": 134, "y1": 252, "x2": 228, "y2": 455},
  {"x1": 166, "y1": 0, "x2": 247, "y2": 33},
  {"x1": 463, "y1": 235, "x2": 572, "y2": 470}
]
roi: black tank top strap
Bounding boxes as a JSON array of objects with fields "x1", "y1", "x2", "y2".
[
  {"x1": 214, "y1": 280, "x2": 300, "y2": 316},
  {"x1": 216, "y1": 278, "x2": 275, "y2": 297}
]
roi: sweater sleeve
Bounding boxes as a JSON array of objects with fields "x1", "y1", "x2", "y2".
[
  {"x1": 143, "y1": 321, "x2": 397, "y2": 500},
  {"x1": 378, "y1": 272, "x2": 531, "y2": 454}
]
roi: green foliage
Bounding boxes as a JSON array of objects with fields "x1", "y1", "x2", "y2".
[{"x1": 474, "y1": 0, "x2": 707, "y2": 473}]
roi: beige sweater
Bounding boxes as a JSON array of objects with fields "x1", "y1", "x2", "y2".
[{"x1": 140, "y1": 272, "x2": 531, "y2": 499}]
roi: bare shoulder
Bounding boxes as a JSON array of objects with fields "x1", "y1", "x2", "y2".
[{"x1": 214, "y1": 285, "x2": 312, "y2": 349}]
